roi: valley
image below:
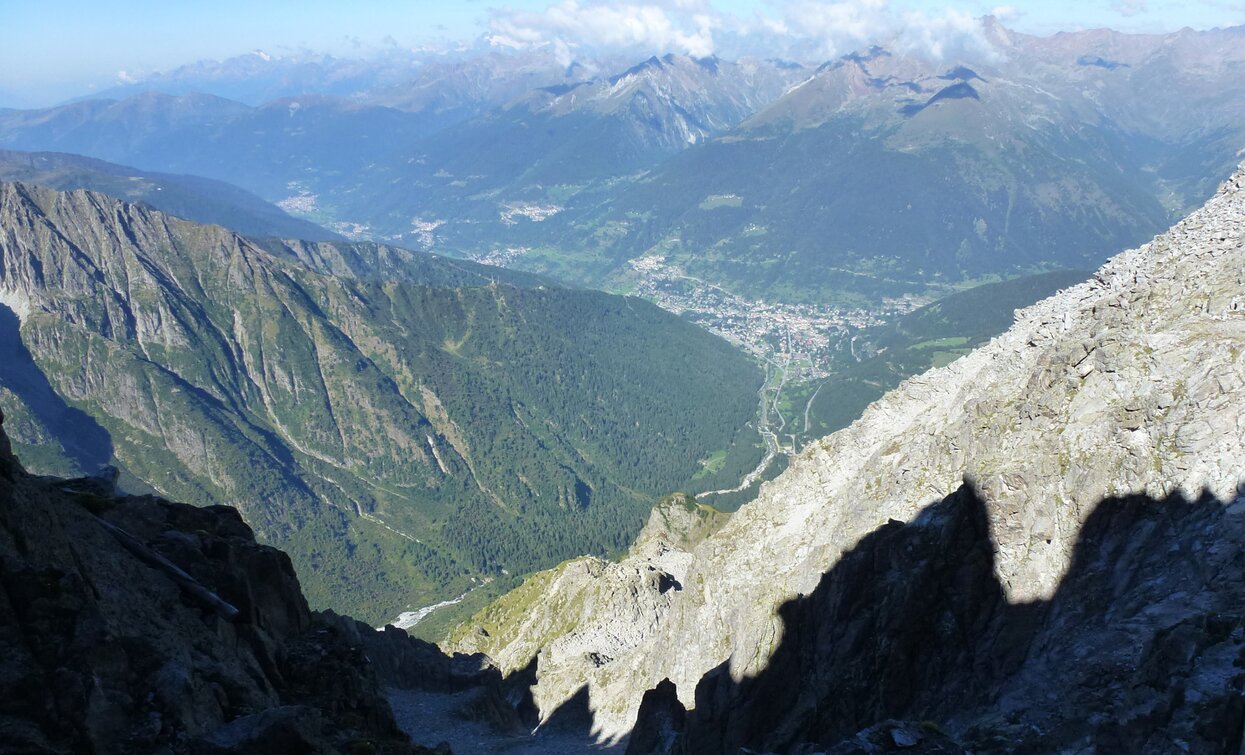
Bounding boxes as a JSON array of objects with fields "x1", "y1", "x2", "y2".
[
  {"x1": 0, "y1": 182, "x2": 767, "y2": 626},
  {"x1": 2, "y1": 9, "x2": 1244, "y2": 752},
  {"x1": 581, "y1": 249, "x2": 1079, "y2": 478},
  {"x1": 625, "y1": 254, "x2": 905, "y2": 374}
]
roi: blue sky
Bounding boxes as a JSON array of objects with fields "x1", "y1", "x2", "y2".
[{"x1": 2, "y1": 0, "x2": 1242, "y2": 106}]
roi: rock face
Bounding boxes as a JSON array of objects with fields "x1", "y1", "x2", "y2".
[
  {"x1": 668, "y1": 484, "x2": 1245, "y2": 753},
  {"x1": 448, "y1": 163, "x2": 1245, "y2": 749},
  {"x1": 0, "y1": 408, "x2": 445, "y2": 754},
  {"x1": 447, "y1": 495, "x2": 728, "y2": 722}
]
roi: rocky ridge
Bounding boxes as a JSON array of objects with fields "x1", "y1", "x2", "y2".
[
  {"x1": 448, "y1": 494, "x2": 727, "y2": 713},
  {"x1": 448, "y1": 162, "x2": 1245, "y2": 747},
  {"x1": 517, "y1": 54, "x2": 800, "y2": 150}
]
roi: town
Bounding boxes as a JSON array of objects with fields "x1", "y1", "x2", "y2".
[{"x1": 627, "y1": 255, "x2": 922, "y2": 377}]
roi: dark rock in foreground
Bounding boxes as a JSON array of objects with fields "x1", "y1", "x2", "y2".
[{"x1": 0, "y1": 408, "x2": 446, "y2": 754}]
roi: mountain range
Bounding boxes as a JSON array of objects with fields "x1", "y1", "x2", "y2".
[
  {"x1": 77, "y1": 47, "x2": 585, "y2": 112},
  {"x1": 1, "y1": 17, "x2": 1244, "y2": 751},
  {"x1": 537, "y1": 23, "x2": 1245, "y2": 302},
  {"x1": 2, "y1": 22, "x2": 1241, "y2": 306}
]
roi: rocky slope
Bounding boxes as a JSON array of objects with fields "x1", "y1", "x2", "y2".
[
  {"x1": 448, "y1": 163, "x2": 1245, "y2": 750},
  {"x1": 0, "y1": 407, "x2": 452, "y2": 754}
]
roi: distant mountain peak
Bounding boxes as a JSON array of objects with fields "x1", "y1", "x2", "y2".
[{"x1": 609, "y1": 55, "x2": 667, "y2": 85}]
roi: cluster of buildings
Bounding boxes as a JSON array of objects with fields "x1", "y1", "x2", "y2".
[
  {"x1": 409, "y1": 217, "x2": 446, "y2": 248},
  {"x1": 628, "y1": 256, "x2": 909, "y2": 374},
  {"x1": 472, "y1": 245, "x2": 534, "y2": 267},
  {"x1": 498, "y1": 202, "x2": 563, "y2": 225}
]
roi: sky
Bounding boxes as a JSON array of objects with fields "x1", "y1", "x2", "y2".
[{"x1": 2, "y1": 0, "x2": 1243, "y2": 107}]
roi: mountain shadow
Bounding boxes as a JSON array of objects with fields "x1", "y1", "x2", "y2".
[
  {"x1": 492, "y1": 653, "x2": 627, "y2": 752},
  {"x1": 628, "y1": 480, "x2": 1245, "y2": 753},
  {"x1": 0, "y1": 303, "x2": 112, "y2": 474}
]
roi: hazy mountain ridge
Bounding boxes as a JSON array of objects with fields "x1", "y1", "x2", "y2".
[
  {"x1": 541, "y1": 26, "x2": 1245, "y2": 302},
  {"x1": 2, "y1": 25, "x2": 1240, "y2": 304},
  {"x1": 82, "y1": 47, "x2": 588, "y2": 115},
  {"x1": 0, "y1": 181, "x2": 764, "y2": 623},
  {"x1": 360, "y1": 49, "x2": 602, "y2": 115},
  {"x1": 447, "y1": 163, "x2": 1245, "y2": 748},
  {"x1": 520, "y1": 54, "x2": 801, "y2": 147},
  {"x1": 282, "y1": 54, "x2": 806, "y2": 252},
  {"x1": 0, "y1": 149, "x2": 341, "y2": 240},
  {"x1": 76, "y1": 49, "x2": 425, "y2": 106},
  {"x1": 366, "y1": 26, "x2": 1243, "y2": 293},
  {"x1": 0, "y1": 92, "x2": 430, "y2": 200}
]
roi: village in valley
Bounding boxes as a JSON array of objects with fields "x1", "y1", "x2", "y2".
[{"x1": 627, "y1": 255, "x2": 922, "y2": 377}]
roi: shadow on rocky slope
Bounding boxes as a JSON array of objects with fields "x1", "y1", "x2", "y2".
[
  {"x1": 627, "y1": 481, "x2": 1245, "y2": 754},
  {"x1": 494, "y1": 655, "x2": 627, "y2": 751},
  {"x1": 0, "y1": 304, "x2": 112, "y2": 474},
  {"x1": 0, "y1": 407, "x2": 461, "y2": 754}
]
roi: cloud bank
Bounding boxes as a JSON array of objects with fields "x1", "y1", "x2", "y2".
[{"x1": 487, "y1": 0, "x2": 1004, "y2": 62}]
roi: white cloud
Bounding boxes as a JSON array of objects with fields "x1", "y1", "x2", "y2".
[
  {"x1": 778, "y1": 0, "x2": 888, "y2": 54},
  {"x1": 894, "y1": 7, "x2": 1001, "y2": 60},
  {"x1": 488, "y1": 0, "x2": 1003, "y2": 63},
  {"x1": 990, "y1": 5, "x2": 1022, "y2": 23},
  {"x1": 751, "y1": 1, "x2": 1000, "y2": 61},
  {"x1": 1112, "y1": 0, "x2": 1149, "y2": 17},
  {"x1": 116, "y1": 69, "x2": 138, "y2": 84},
  {"x1": 489, "y1": 1, "x2": 717, "y2": 58}
]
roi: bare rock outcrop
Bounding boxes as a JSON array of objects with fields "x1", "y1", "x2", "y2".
[{"x1": 0, "y1": 408, "x2": 443, "y2": 754}]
